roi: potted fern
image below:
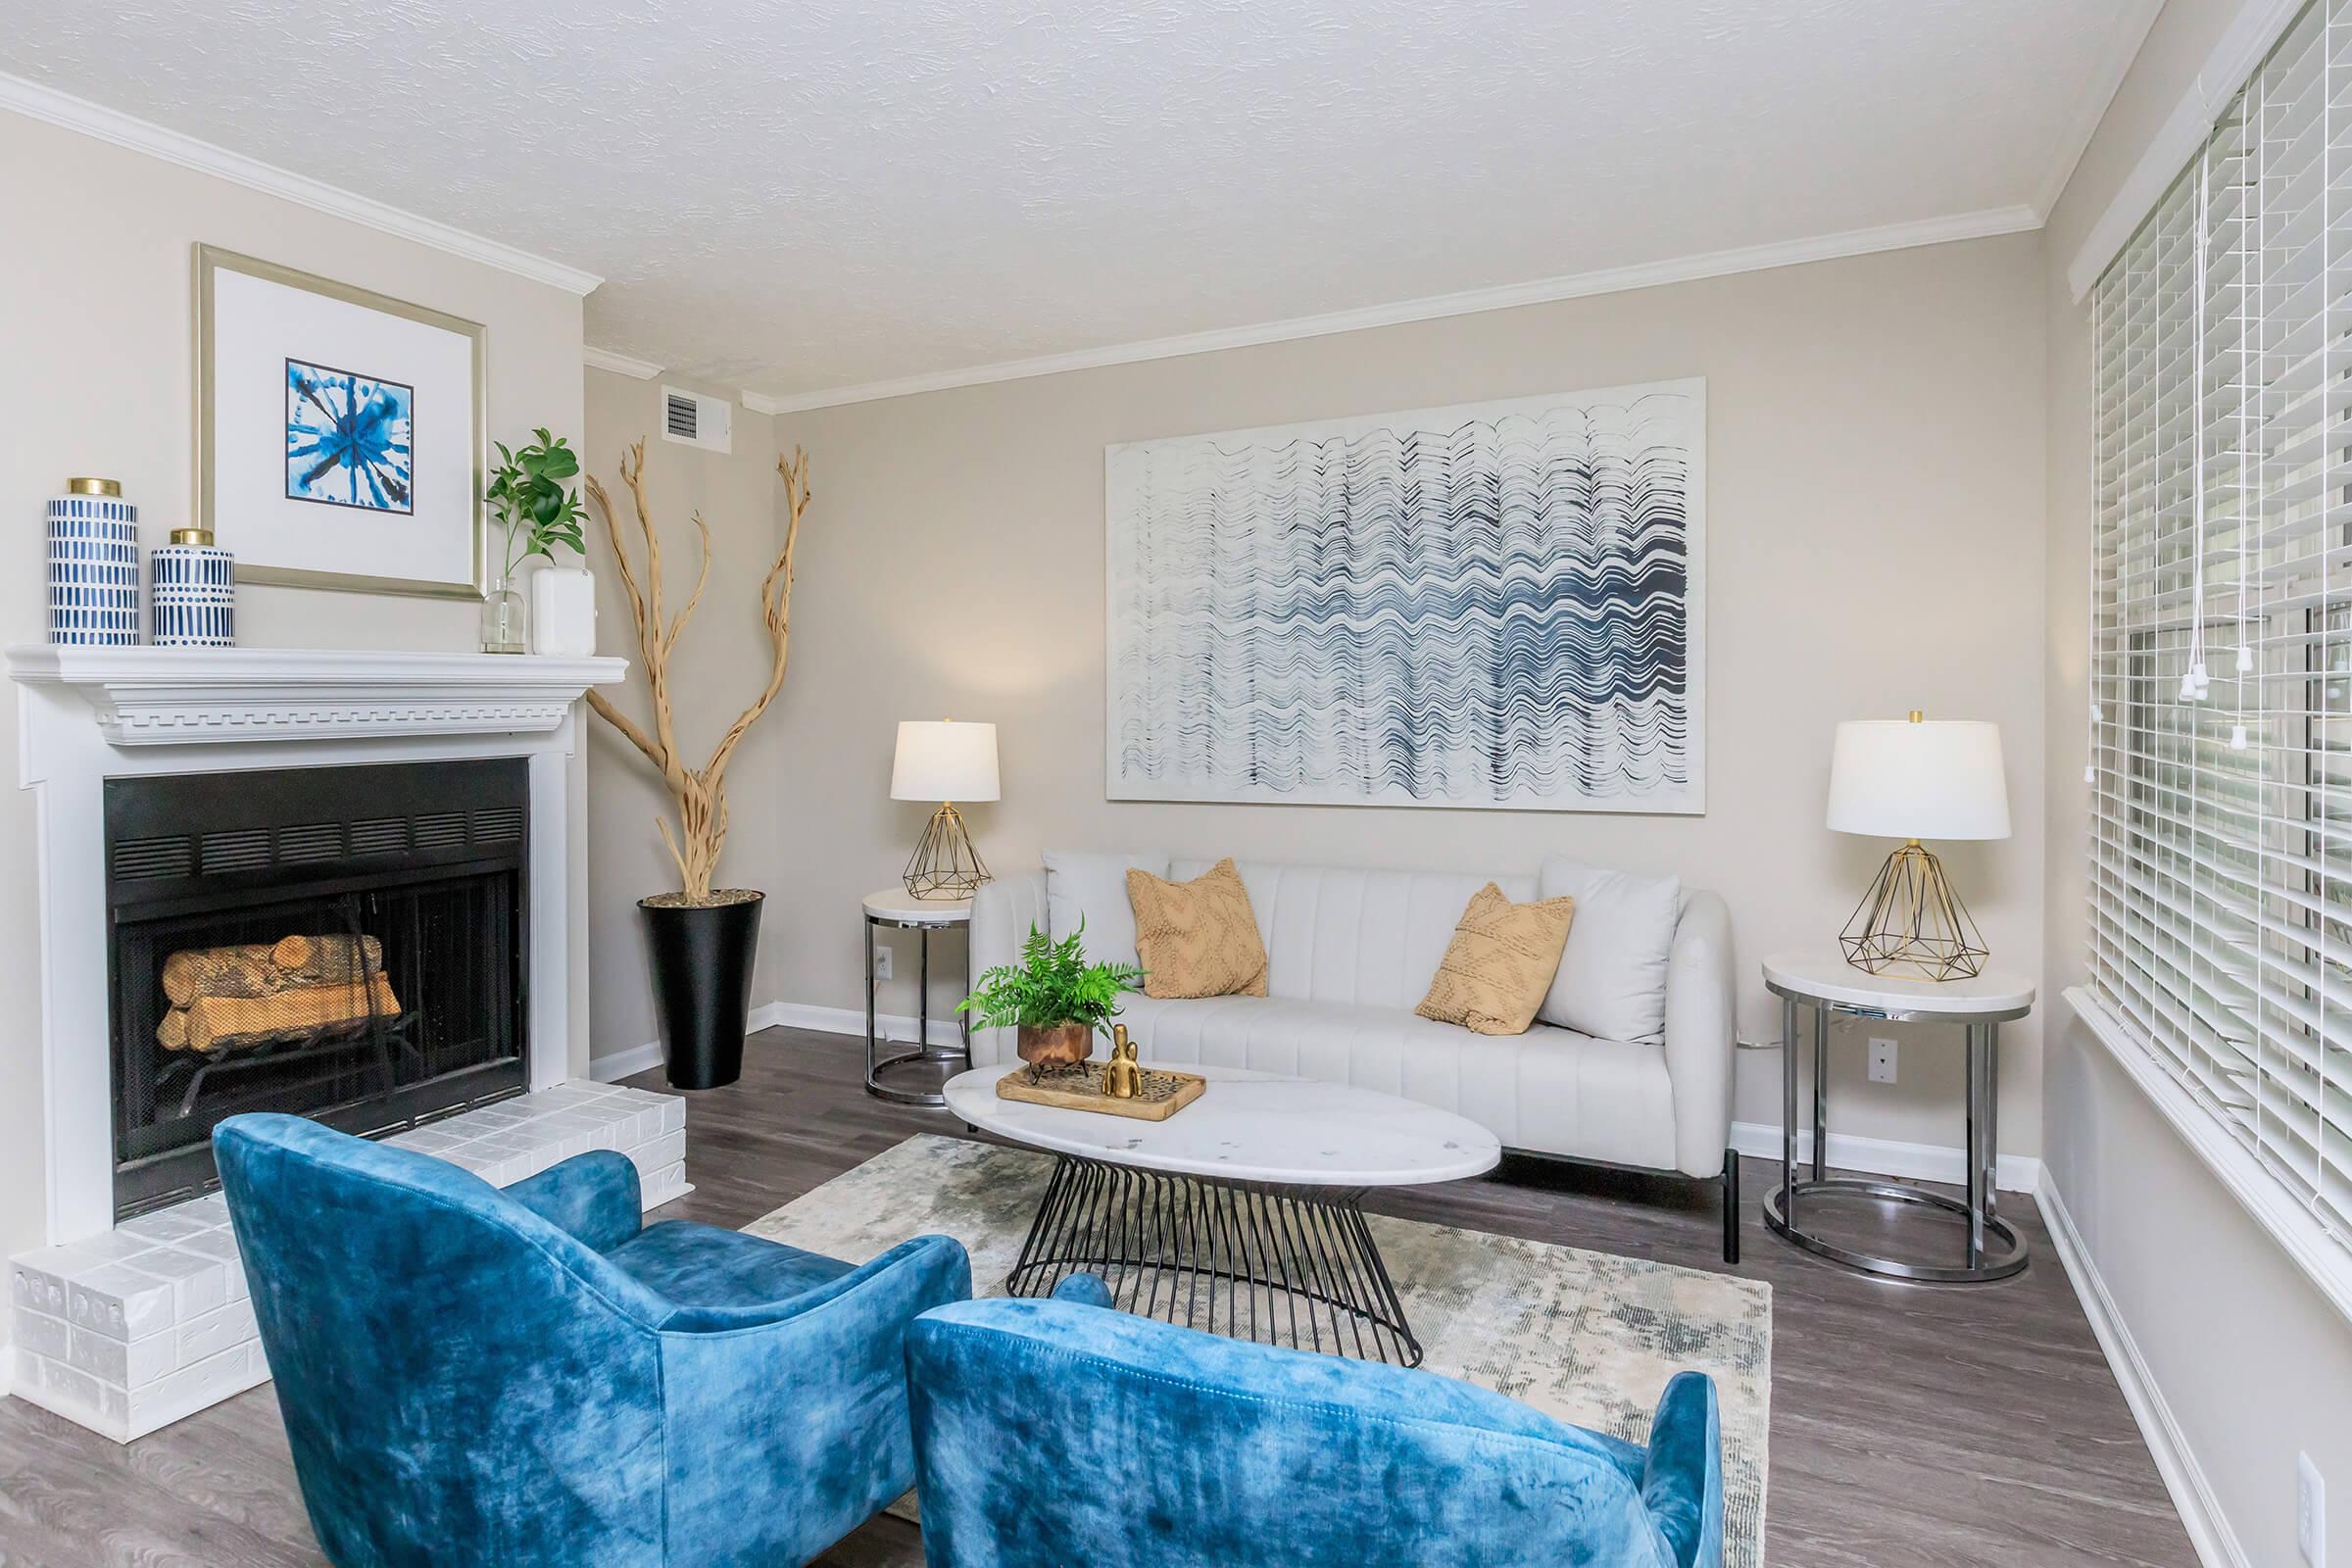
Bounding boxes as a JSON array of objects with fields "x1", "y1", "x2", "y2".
[{"x1": 957, "y1": 923, "x2": 1144, "y2": 1073}]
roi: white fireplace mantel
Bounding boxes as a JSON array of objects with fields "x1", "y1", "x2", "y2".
[
  {"x1": 7, "y1": 645, "x2": 628, "y2": 1247},
  {"x1": 5, "y1": 646, "x2": 627, "y2": 747}
]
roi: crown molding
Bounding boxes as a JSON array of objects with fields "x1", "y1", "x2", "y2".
[
  {"x1": 2034, "y1": 0, "x2": 2165, "y2": 220},
  {"x1": 584, "y1": 346, "x2": 662, "y2": 379},
  {"x1": 742, "y1": 204, "x2": 2042, "y2": 415},
  {"x1": 0, "y1": 71, "x2": 602, "y2": 297}
]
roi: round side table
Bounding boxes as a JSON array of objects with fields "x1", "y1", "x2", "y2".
[
  {"x1": 863, "y1": 888, "x2": 972, "y2": 1106},
  {"x1": 1760, "y1": 953, "x2": 2034, "y2": 1283}
]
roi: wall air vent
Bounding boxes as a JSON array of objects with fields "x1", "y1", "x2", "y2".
[{"x1": 660, "y1": 386, "x2": 732, "y2": 455}]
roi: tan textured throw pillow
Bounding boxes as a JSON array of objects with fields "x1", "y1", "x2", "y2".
[
  {"x1": 1415, "y1": 883, "x2": 1578, "y2": 1036},
  {"x1": 1126, "y1": 858, "x2": 1270, "y2": 1000}
]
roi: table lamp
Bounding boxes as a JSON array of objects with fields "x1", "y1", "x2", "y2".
[
  {"x1": 1827, "y1": 711, "x2": 2009, "y2": 980},
  {"x1": 892, "y1": 719, "x2": 999, "y2": 901}
]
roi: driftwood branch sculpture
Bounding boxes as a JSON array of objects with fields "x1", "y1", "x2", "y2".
[{"x1": 584, "y1": 440, "x2": 812, "y2": 901}]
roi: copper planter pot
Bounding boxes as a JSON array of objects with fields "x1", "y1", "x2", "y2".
[{"x1": 1016, "y1": 1022, "x2": 1093, "y2": 1070}]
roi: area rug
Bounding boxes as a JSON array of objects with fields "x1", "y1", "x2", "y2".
[{"x1": 747, "y1": 1133, "x2": 1773, "y2": 1567}]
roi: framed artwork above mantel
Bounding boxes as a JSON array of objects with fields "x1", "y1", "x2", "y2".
[{"x1": 194, "y1": 245, "x2": 487, "y2": 599}]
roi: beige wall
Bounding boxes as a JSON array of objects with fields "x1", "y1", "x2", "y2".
[
  {"x1": 2041, "y1": 2, "x2": 2352, "y2": 1564},
  {"x1": 0, "y1": 109, "x2": 586, "y2": 1319},
  {"x1": 730, "y1": 234, "x2": 2052, "y2": 1158},
  {"x1": 579, "y1": 370, "x2": 787, "y2": 1059}
]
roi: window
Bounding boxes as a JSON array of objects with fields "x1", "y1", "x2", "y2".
[{"x1": 2089, "y1": 0, "x2": 2352, "y2": 1251}]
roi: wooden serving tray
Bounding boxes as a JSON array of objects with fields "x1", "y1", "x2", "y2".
[{"x1": 996, "y1": 1062, "x2": 1206, "y2": 1121}]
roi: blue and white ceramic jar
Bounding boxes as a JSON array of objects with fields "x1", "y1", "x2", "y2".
[
  {"x1": 151, "y1": 527, "x2": 236, "y2": 647},
  {"x1": 46, "y1": 477, "x2": 141, "y2": 645}
]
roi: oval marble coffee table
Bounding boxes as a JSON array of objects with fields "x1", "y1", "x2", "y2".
[{"x1": 944, "y1": 1063, "x2": 1499, "y2": 1366}]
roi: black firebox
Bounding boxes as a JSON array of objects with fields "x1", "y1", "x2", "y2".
[{"x1": 105, "y1": 759, "x2": 529, "y2": 1218}]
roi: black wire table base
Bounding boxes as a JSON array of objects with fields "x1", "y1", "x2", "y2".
[{"x1": 1003, "y1": 1153, "x2": 1423, "y2": 1366}]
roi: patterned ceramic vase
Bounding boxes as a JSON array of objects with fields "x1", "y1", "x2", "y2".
[
  {"x1": 46, "y1": 478, "x2": 141, "y2": 646},
  {"x1": 150, "y1": 527, "x2": 237, "y2": 647}
]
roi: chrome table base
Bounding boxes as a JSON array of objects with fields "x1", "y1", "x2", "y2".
[
  {"x1": 1763, "y1": 987, "x2": 2030, "y2": 1284},
  {"x1": 1004, "y1": 1153, "x2": 1423, "y2": 1365},
  {"x1": 863, "y1": 909, "x2": 970, "y2": 1106}
]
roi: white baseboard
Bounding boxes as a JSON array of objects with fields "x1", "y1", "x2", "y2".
[
  {"x1": 586, "y1": 1001, "x2": 963, "y2": 1083},
  {"x1": 1729, "y1": 1120, "x2": 2040, "y2": 1195},
  {"x1": 2034, "y1": 1174, "x2": 2247, "y2": 1568},
  {"x1": 760, "y1": 1001, "x2": 964, "y2": 1046},
  {"x1": 588, "y1": 1041, "x2": 665, "y2": 1083}
]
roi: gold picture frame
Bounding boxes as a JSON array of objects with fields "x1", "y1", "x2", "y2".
[{"x1": 194, "y1": 244, "x2": 488, "y2": 599}]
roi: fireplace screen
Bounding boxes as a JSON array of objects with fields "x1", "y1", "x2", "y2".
[{"x1": 106, "y1": 760, "x2": 528, "y2": 1217}]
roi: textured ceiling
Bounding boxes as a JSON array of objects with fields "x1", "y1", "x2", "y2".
[{"x1": 5, "y1": 1, "x2": 2156, "y2": 401}]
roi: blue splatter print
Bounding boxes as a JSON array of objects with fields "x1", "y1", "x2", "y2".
[{"x1": 285, "y1": 359, "x2": 414, "y2": 514}]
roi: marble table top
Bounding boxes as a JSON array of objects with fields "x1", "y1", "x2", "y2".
[
  {"x1": 943, "y1": 1062, "x2": 1501, "y2": 1187},
  {"x1": 1761, "y1": 951, "x2": 2035, "y2": 1018},
  {"x1": 862, "y1": 887, "x2": 971, "y2": 924}
]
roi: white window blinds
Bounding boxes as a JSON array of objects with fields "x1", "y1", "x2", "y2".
[{"x1": 2089, "y1": 0, "x2": 2352, "y2": 1250}]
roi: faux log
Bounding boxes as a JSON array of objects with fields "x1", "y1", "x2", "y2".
[
  {"x1": 171, "y1": 974, "x2": 402, "y2": 1053},
  {"x1": 160, "y1": 944, "x2": 280, "y2": 1006},
  {"x1": 161, "y1": 934, "x2": 385, "y2": 1006},
  {"x1": 274, "y1": 933, "x2": 383, "y2": 988}
]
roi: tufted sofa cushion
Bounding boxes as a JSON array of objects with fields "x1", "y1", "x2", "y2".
[
  {"x1": 1046, "y1": 849, "x2": 1169, "y2": 971},
  {"x1": 1167, "y1": 858, "x2": 1539, "y2": 1010},
  {"x1": 1107, "y1": 993, "x2": 1675, "y2": 1169}
]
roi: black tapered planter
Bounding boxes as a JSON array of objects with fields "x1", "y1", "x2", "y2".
[{"x1": 641, "y1": 891, "x2": 763, "y2": 1090}]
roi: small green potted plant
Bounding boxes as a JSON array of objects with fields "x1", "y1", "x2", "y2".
[
  {"x1": 480, "y1": 429, "x2": 588, "y2": 654},
  {"x1": 958, "y1": 922, "x2": 1144, "y2": 1074}
]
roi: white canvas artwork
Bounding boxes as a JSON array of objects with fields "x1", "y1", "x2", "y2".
[{"x1": 1105, "y1": 379, "x2": 1704, "y2": 813}]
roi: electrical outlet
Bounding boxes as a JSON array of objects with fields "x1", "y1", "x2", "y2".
[
  {"x1": 872, "y1": 946, "x2": 893, "y2": 982},
  {"x1": 2301, "y1": 1450, "x2": 2326, "y2": 1567},
  {"x1": 1868, "y1": 1037, "x2": 1898, "y2": 1084}
]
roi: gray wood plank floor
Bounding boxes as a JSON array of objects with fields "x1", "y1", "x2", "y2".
[{"x1": 0, "y1": 1027, "x2": 2194, "y2": 1567}]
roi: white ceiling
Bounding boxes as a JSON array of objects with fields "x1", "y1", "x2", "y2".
[{"x1": 4, "y1": 1, "x2": 2158, "y2": 407}]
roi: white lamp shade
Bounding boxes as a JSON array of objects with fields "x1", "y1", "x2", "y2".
[
  {"x1": 1826, "y1": 718, "x2": 2010, "y2": 840},
  {"x1": 891, "y1": 720, "x2": 1001, "y2": 803}
]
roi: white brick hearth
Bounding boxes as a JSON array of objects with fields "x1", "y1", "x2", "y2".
[{"x1": 9, "y1": 1082, "x2": 689, "y2": 1444}]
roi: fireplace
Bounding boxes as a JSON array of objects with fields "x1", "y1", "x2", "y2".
[
  {"x1": 105, "y1": 759, "x2": 529, "y2": 1218},
  {"x1": 5, "y1": 646, "x2": 667, "y2": 1443}
]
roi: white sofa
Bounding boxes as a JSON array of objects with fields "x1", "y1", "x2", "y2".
[{"x1": 969, "y1": 855, "x2": 1740, "y2": 1259}]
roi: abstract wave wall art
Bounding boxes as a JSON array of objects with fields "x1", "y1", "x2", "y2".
[{"x1": 1105, "y1": 380, "x2": 1704, "y2": 813}]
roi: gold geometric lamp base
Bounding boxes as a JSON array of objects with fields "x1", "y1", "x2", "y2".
[
  {"x1": 903, "y1": 802, "x2": 991, "y2": 902},
  {"x1": 1838, "y1": 839, "x2": 1987, "y2": 982}
]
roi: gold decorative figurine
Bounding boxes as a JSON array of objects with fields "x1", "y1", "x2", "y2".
[{"x1": 1102, "y1": 1024, "x2": 1143, "y2": 1099}]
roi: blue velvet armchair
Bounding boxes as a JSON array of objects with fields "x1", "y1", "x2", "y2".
[
  {"x1": 213, "y1": 1112, "x2": 970, "y2": 1568},
  {"x1": 906, "y1": 1275, "x2": 1722, "y2": 1568}
]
